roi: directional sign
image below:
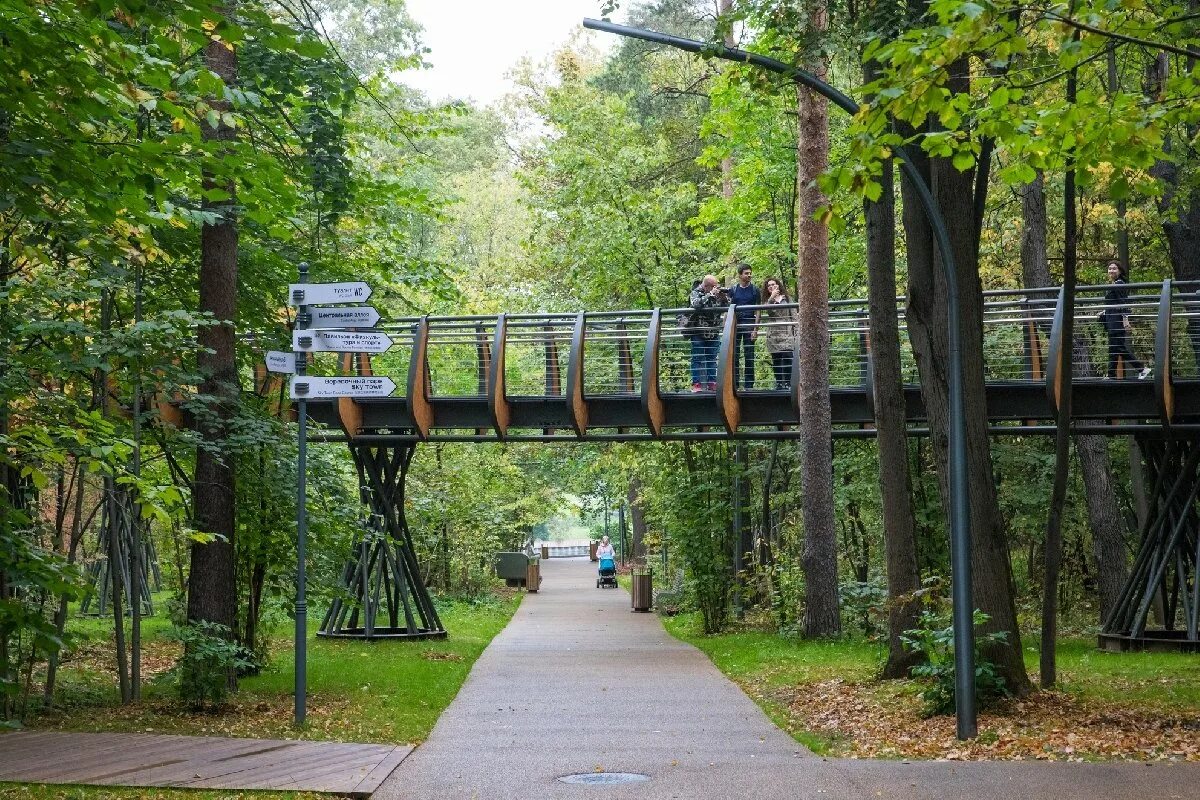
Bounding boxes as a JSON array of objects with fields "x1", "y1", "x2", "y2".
[
  {"x1": 292, "y1": 330, "x2": 393, "y2": 354},
  {"x1": 309, "y1": 306, "x2": 381, "y2": 329},
  {"x1": 265, "y1": 350, "x2": 295, "y2": 374},
  {"x1": 288, "y1": 281, "x2": 372, "y2": 306},
  {"x1": 290, "y1": 375, "x2": 396, "y2": 399}
]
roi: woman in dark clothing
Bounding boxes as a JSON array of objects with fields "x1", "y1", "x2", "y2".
[{"x1": 1100, "y1": 261, "x2": 1151, "y2": 380}]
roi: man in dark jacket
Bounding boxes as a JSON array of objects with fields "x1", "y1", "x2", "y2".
[
  {"x1": 728, "y1": 264, "x2": 761, "y2": 389},
  {"x1": 688, "y1": 275, "x2": 728, "y2": 391}
]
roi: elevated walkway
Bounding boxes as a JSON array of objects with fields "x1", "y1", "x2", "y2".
[{"x1": 299, "y1": 281, "x2": 1200, "y2": 442}]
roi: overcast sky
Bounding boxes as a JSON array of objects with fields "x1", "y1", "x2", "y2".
[{"x1": 399, "y1": 0, "x2": 625, "y2": 105}]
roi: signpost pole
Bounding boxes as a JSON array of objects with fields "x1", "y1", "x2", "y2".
[{"x1": 294, "y1": 262, "x2": 309, "y2": 727}]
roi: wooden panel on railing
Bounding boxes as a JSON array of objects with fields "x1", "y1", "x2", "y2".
[
  {"x1": 640, "y1": 309, "x2": 664, "y2": 436},
  {"x1": 1156, "y1": 279, "x2": 1175, "y2": 424},
  {"x1": 335, "y1": 352, "x2": 375, "y2": 436},
  {"x1": 407, "y1": 317, "x2": 433, "y2": 439},
  {"x1": 1024, "y1": 316, "x2": 1044, "y2": 381},
  {"x1": 336, "y1": 352, "x2": 363, "y2": 439},
  {"x1": 566, "y1": 313, "x2": 589, "y2": 437},
  {"x1": 488, "y1": 315, "x2": 510, "y2": 438},
  {"x1": 1046, "y1": 286, "x2": 1066, "y2": 414},
  {"x1": 715, "y1": 308, "x2": 740, "y2": 434}
]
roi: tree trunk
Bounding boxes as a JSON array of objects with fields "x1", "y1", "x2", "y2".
[
  {"x1": 187, "y1": 9, "x2": 240, "y2": 661},
  {"x1": 864, "y1": 95, "x2": 923, "y2": 678},
  {"x1": 628, "y1": 478, "x2": 647, "y2": 561},
  {"x1": 899, "y1": 58, "x2": 1030, "y2": 694},
  {"x1": 1021, "y1": 171, "x2": 1129, "y2": 624},
  {"x1": 796, "y1": 1, "x2": 839, "y2": 637}
]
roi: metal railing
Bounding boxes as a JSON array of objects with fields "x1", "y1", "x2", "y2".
[{"x1": 297, "y1": 280, "x2": 1200, "y2": 437}]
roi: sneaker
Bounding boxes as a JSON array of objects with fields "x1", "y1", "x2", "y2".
[
  {"x1": 707, "y1": 382, "x2": 718, "y2": 391},
  {"x1": 1138, "y1": 366, "x2": 1152, "y2": 380},
  {"x1": 691, "y1": 382, "x2": 703, "y2": 393}
]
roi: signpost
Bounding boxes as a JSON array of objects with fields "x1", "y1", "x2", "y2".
[
  {"x1": 290, "y1": 269, "x2": 382, "y2": 728},
  {"x1": 289, "y1": 375, "x2": 396, "y2": 399},
  {"x1": 288, "y1": 281, "x2": 372, "y2": 306},
  {"x1": 291, "y1": 330, "x2": 393, "y2": 354},
  {"x1": 309, "y1": 306, "x2": 381, "y2": 329},
  {"x1": 266, "y1": 350, "x2": 295, "y2": 374}
]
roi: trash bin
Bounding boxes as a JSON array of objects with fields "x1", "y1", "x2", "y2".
[
  {"x1": 631, "y1": 569, "x2": 653, "y2": 612},
  {"x1": 541, "y1": 545, "x2": 549, "y2": 560},
  {"x1": 589, "y1": 541, "x2": 598, "y2": 562},
  {"x1": 526, "y1": 560, "x2": 541, "y2": 593}
]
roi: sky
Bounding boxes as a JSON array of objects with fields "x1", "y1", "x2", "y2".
[{"x1": 399, "y1": 0, "x2": 625, "y2": 106}]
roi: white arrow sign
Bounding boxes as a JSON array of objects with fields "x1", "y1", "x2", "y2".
[
  {"x1": 288, "y1": 281, "x2": 372, "y2": 306},
  {"x1": 290, "y1": 375, "x2": 396, "y2": 399},
  {"x1": 265, "y1": 351, "x2": 295, "y2": 374},
  {"x1": 309, "y1": 306, "x2": 381, "y2": 329},
  {"x1": 292, "y1": 330, "x2": 393, "y2": 354}
]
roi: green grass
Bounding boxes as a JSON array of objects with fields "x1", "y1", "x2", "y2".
[
  {"x1": 1035, "y1": 638, "x2": 1200, "y2": 710},
  {"x1": 663, "y1": 612, "x2": 1200, "y2": 754},
  {"x1": 0, "y1": 785, "x2": 324, "y2": 800},
  {"x1": 28, "y1": 593, "x2": 522, "y2": 745},
  {"x1": 662, "y1": 613, "x2": 881, "y2": 753}
]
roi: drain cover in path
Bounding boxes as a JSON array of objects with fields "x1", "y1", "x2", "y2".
[{"x1": 559, "y1": 773, "x2": 651, "y2": 786}]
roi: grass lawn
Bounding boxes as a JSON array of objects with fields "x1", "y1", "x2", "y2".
[
  {"x1": 664, "y1": 612, "x2": 1200, "y2": 761},
  {"x1": 22, "y1": 592, "x2": 521, "y2": 745}
]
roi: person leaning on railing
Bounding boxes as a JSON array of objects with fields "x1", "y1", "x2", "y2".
[
  {"x1": 1099, "y1": 260, "x2": 1151, "y2": 380},
  {"x1": 761, "y1": 277, "x2": 798, "y2": 390},
  {"x1": 687, "y1": 275, "x2": 729, "y2": 392}
]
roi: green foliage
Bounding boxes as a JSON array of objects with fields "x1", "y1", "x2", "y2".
[
  {"x1": 839, "y1": 579, "x2": 888, "y2": 636},
  {"x1": 902, "y1": 610, "x2": 1010, "y2": 717},
  {"x1": 162, "y1": 621, "x2": 253, "y2": 710}
]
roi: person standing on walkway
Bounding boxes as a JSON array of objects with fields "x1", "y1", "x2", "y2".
[
  {"x1": 596, "y1": 535, "x2": 615, "y2": 560},
  {"x1": 1099, "y1": 260, "x2": 1151, "y2": 380},
  {"x1": 728, "y1": 264, "x2": 761, "y2": 389},
  {"x1": 761, "y1": 277, "x2": 798, "y2": 389},
  {"x1": 688, "y1": 275, "x2": 728, "y2": 392}
]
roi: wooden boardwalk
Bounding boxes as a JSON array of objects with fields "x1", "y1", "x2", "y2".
[{"x1": 0, "y1": 730, "x2": 411, "y2": 797}]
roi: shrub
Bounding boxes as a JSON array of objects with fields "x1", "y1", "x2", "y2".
[
  {"x1": 840, "y1": 578, "x2": 888, "y2": 636},
  {"x1": 163, "y1": 621, "x2": 253, "y2": 710},
  {"x1": 901, "y1": 609, "x2": 1010, "y2": 717}
]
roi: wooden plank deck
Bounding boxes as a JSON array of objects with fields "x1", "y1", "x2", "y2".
[{"x1": 0, "y1": 731, "x2": 412, "y2": 797}]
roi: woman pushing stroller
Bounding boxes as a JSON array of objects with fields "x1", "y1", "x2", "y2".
[{"x1": 596, "y1": 536, "x2": 617, "y2": 588}]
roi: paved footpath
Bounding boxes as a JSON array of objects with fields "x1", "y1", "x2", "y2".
[{"x1": 377, "y1": 557, "x2": 1200, "y2": 800}]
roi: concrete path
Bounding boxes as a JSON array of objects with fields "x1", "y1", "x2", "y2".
[{"x1": 377, "y1": 557, "x2": 1200, "y2": 799}]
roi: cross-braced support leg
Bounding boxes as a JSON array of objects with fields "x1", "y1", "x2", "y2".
[
  {"x1": 319, "y1": 441, "x2": 446, "y2": 640},
  {"x1": 1101, "y1": 435, "x2": 1200, "y2": 651},
  {"x1": 81, "y1": 481, "x2": 156, "y2": 617}
]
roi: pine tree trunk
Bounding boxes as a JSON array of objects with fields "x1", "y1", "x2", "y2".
[
  {"x1": 187, "y1": 8, "x2": 239, "y2": 660},
  {"x1": 899, "y1": 58, "x2": 1030, "y2": 694},
  {"x1": 796, "y1": 0, "x2": 839, "y2": 636},
  {"x1": 864, "y1": 112, "x2": 922, "y2": 678}
]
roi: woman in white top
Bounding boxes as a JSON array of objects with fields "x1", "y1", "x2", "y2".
[{"x1": 596, "y1": 535, "x2": 615, "y2": 560}]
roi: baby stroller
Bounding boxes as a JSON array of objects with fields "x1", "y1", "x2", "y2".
[{"x1": 596, "y1": 555, "x2": 618, "y2": 588}]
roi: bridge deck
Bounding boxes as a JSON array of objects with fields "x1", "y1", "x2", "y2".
[{"x1": 281, "y1": 280, "x2": 1200, "y2": 441}]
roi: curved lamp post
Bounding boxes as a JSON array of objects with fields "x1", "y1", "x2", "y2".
[{"x1": 583, "y1": 17, "x2": 978, "y2": 739}]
